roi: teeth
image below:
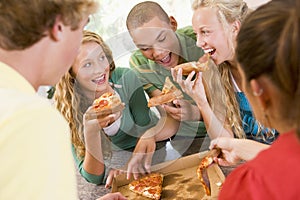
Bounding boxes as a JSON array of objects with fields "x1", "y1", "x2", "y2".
[
  {"x1": 203, "y1": 49, "x2": 214, "y2": 54},
  {"x1": 161, "y1": 54, "x2": 169, "y2": 62},
  {"x1": 93, "y1": 75, "x2": 104, "y2": 82}
]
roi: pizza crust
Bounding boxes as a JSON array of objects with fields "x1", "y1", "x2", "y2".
[
  {"x1": 197, "y1": 148, "x2": 221, "y2": 196},
  {"x1": 174, "y1": 53, "x2": 210, "y2": 76}
]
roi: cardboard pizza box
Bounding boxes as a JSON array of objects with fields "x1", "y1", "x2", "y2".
[{"x1": 111, "y1": 152, "x2": 225, "y2": 200}]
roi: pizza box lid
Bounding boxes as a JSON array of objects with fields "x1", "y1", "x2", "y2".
[{"x1": 111, "y1": 152, "x2": 225, "y2": 200}]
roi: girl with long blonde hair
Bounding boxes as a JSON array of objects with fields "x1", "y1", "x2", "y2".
[
  {"x1": 172, "y1": 0, "x2": 278, "y2": 144},
  {"x1": 55, "y1": 30, "x2": 158, "y2": 186}
]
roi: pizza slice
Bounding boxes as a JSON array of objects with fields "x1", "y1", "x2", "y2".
[
  {"x1": 174, "y1": 53, "x2": 210, "y2": 76},
  {"x1": 128, "y1": 173, "x2": 164, "y2": 200},
  {"x1": 197, "y1": 148, "x2": 221, "y2": 196},
  {"x1": 148, "y1": 77, "x2": 183, "y2": 107},
  {"x1": 92, "y1": 92, "x2": 124, "y2": 116}
]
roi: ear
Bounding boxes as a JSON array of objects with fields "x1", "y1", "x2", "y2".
[
  {"x1": 49, "y1": 16, "x2": 64, "y2": 41},
  {"x1": 250, "y1": 79, "x2": 269, "y2": 110},
  {"x1": 169, "y1": 16, "x2": 178, "y2": 31},
  {"x1": 231, "y1": 20, "x2": 241, "y2": 37}
]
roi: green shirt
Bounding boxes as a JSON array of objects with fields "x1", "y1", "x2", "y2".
[
  {"x1": 109, "y1": 67, "x2": 158, "y2": 150},
  {"x1": 73, "y1": 67, "x2": 158, "y2": 184},
  {"x1": 129, "y1": 26, "x2": 207, "y2": 137}
]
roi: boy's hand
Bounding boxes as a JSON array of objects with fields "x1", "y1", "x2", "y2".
[{"x1": 162, "y1": 99, "x2": 201, "y2": 121}]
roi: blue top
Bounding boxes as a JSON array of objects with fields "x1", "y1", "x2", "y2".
[{"x1": 235, "y1": 92, "x2": 279, "y2": 144}]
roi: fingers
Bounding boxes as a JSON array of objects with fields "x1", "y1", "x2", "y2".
[
  {"x1": 105, "y1": 170, "x2": 121, "y2": 189},
  {"x1": 210, "y1": 137, "x2": 234, "y2": 151},
  {"x1": 162, "y1": 104, "x2": 181, "y2": 121},
  {"x1": 97, "y1": 114, "x2": 117, "y2": 127},
  {"x1": 126, "y1": 153, "x2": 149, "y2": 180},
  {"x1": 97, "y1": 192, "x2": 127, "y2": 200},
  {"x1": 171, "y1": 68, "x2": 183, "y2": 85}
]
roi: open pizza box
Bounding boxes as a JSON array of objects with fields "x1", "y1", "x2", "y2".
[{"x1": 111, "y1": 151, "x2": 225, "y2": 200}]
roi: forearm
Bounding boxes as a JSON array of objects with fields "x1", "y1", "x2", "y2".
[
  {"x1": 232, "y1": 139, "x2": 270, "y2": 161},
  {"x1": 83, "y1": 130, "x2": 105, "y2": 175},
  {"x1": 141, "y1": 112, "x2": 179, "y2": 142},
  {"x1": 198, "y1": 102, "x2": 233, "y2": 139}
]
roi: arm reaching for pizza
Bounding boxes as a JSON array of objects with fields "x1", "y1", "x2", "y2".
[
  {"x1": 209, "y1": 137, "x2": 270, "y2": 166},
  {"x1": 126, "y1": 99, "x2": 180, "y2": 180}
]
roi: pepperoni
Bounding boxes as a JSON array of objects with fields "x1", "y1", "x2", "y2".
[
  {"x1": 102, "y1": 92, "x2": 113, "y2": 98},
  {"x1": 98, "y1": 99, "x2": 109, "y2": 108},
  {"x1": 147, "y1": 188, "x2": 157, "y2": 195}
]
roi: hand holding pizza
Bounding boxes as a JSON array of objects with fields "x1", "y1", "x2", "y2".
[
  {"x1": 210, "y1": 137, "x2": 270, "y2": 166},
  {"x1": 162, "y1": 99, "x2": 201, "y2": 121},
  {"x1": 171, "y1": 68, "x2": 208, "y2": 109},
  {"x1": 84, "y1": 106, "x2": 122, "y2": 129},
  {"x1": 84, "y1": 92, "x2": 124, "y2": 128}
]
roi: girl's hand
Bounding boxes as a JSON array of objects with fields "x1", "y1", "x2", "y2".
[
  {"x1": 84, "y1": 106, "x2": 122, "y2": 130},
  {"x1": 171, "y1": 68, "x2": 208, "y2": 108},
  {"x1": 105, "y1": 169, "x2": 123, "y2": 188},
  {"x1": 209, "y1": 137, "x2": 241, "y2": 166}
]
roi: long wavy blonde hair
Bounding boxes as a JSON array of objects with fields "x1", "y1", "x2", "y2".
[
  {"x1": 54, "y1": 30, "x2": 115, "y2": 158},
  {"x1": 192, "y1": 0, "x2": 251, "y2": 138}
]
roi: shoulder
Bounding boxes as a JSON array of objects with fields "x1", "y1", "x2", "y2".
[
  {"x1": 130, "y1": 50, "x2": 151, "y2": 68},
  {"x1": 176, "y1": 26, "x2": 196, "y2": 40},
  {"x1": 1, "y1": 91, "x2": 68, "y2": 130},
  {"x1": 111, "y1": 67, "x2": 138, "y2": 81}
]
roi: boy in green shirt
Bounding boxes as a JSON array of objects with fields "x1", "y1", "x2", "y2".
[{"x1": 125, "y1": 1, "x2": 207, "y2": 179}]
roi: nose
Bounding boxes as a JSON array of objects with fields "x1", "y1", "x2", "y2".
[
  {"x1": 152, "y1": 47, "x2": 165, "y2": 59},
  {"x1": 196, "y1": 34, "x2": 206, "y2": 48},
  {"x1": 94, "y1": 63, "x2": 106, "y2": 74}
]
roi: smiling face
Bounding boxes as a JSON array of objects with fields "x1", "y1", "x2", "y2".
[
  {"x1": 129, "y1": 16, "x2": 181, "y2": 70},
  {"x1": 72, "y1": 41, "x2": 111, "y2": 99},
  {"x1": 192, "y1": 7, "x2": 236, "y2": 65}
]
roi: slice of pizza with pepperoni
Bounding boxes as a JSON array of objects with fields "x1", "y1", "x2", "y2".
[
  {"x1": 92, "y1": 92, "x2": 124, "y2": 116},
  {"x1": 148, "y1": 77, "x2": 183, "y2": 107},
  {"x1": 128, "y1": 173, "x2": 164, "y2": 200}
]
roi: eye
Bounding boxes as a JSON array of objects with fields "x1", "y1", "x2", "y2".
[
  {"x1": 83, "y1": 62, "x2": 92, "y2": 68},
  {"x1": 140, "y1": 47, "x2": 149, "y2": 51},
  {"x1": 201, "y1": 30, "x2": 210, "y2": 36},
  {"x1": 158, "y1": 35, "x2": 166, "y2": 42},
  {"x1": 99, "y1": 55, "x2": 106, "y2": 61}
]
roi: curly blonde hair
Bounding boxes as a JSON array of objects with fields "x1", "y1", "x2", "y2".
[
  {"x1": 192, "y1": 0, "x2": 251, "y2": 138},
  {"x1": 54, "y1": 30, "x2": 115, "y2": 158}
]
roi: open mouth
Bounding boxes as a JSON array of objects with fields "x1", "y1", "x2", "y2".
[
  {"x1": 157, "y1": 52, "x2": 172, "y2": 65},
  {"x1": 92, "y1": 74, "x2": 106, "y2": 85},
  {"x1": 203, "y1": 48, "x2": 216, "y2": 56}
]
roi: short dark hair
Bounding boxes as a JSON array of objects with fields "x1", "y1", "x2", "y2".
[{"x1": 126, "y1": 1, "x2": 170, "y2": 30}]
